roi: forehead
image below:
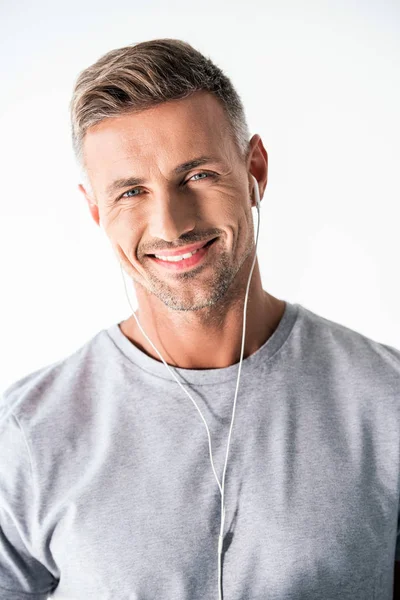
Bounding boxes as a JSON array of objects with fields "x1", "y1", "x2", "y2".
[{"x1": 83, "y1": 91, "x2": 234, "y2": 189}]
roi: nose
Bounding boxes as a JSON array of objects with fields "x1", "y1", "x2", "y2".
[{"x1": 148, "y1": 190, "x2": 196, "y2": 242}]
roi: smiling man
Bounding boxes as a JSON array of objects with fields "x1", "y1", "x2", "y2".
[
  {"x1": 1, "y1": 39, "x2": 400, "y2": 600},
  {"x1": 80, "y1": 87, "x2": 283, "y2": 369}
]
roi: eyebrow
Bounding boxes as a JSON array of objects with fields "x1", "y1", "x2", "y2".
[{"x1": 105, "y1": 156, "x2": 222, "y2": 198}]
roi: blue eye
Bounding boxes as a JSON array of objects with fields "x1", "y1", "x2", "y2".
[
  {"x1": 122, "y1": 188, "x2": 142, "y2": 198},
  {"x1": 190, "y1": 172, "x2": 211, "y2": 181}
]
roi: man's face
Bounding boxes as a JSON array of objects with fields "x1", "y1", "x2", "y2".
[{"x1": 80, "y1": 91, "x2": 265, "y2": 312}]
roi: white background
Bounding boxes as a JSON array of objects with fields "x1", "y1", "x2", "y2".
[{"x1": 0, "y1": 0, "x2": 399, "y2": 391}]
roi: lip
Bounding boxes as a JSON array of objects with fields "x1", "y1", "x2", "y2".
[
  {"x1": 149, "y1": 238, "x2": 217, "y2": 271},
  {"x1": 147, "y1": 238, "x2": 216, "y2": 258}
]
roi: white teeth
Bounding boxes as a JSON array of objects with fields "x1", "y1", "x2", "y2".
[{"x1": 154, "y1": 248, "x2": 201, "y2": 262}]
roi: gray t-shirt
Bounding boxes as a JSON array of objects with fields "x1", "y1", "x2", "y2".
[{"x1": 1, "y1": 300, "x2": 400, "y2": 600}]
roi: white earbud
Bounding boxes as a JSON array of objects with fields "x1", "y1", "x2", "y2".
[{"x1": 250, "y1": 174, "x2": 260, "y2": 210}]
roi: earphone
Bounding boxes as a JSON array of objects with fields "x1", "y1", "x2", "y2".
[{"x1": 120, "y1": 174, "x2": 261, "y2": 599}]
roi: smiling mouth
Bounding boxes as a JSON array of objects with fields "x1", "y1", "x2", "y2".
[{"x1": 147, "y1": 237, "x2": 218, "y2": 271}]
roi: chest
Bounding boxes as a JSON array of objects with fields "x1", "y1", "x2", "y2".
[{"x1": 47, "y1": 389, "x2": 398, "y2": 599}]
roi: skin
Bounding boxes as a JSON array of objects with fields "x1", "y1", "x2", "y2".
[{"x1": 78, "y1": 90, "x2": 286, "y2": 369}]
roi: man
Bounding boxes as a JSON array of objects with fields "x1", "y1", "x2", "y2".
[{"x1": 0, "y1": 38, "x2": 399, "y2": 600}]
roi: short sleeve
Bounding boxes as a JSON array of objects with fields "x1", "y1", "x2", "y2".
[{"x1": 0, "y1": 405, "x2": 59, "y2": 599}]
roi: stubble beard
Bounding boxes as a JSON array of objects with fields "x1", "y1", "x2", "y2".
[{"x1": 139, "y1": 235, "x2": 255, "y2": 313}]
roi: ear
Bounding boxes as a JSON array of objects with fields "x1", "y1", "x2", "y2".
[
  {"x1": 246, "y1": 134, "x2": 268, "y2": 208},
  {"x1": 78, "y1": 183, "x2": 100, "y2": 227}
]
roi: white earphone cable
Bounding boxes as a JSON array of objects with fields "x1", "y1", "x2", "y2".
[{"x1": 119, "y1": 175, "x2": 260, "y2": 600}]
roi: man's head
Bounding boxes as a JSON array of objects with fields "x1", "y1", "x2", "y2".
[{"x1": 70, "y1": 39, "x2": 268, "y2": 312}]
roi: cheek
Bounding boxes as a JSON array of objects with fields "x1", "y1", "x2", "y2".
[
  {"x1": 103, "y1": 217, "x2": 143, "y2": 258},
  {"x1": 103, "y1": 224, "x2": 141, "y2": 270},
  {"x1": 233, "y1": 209, "x2": 253, "y2": 252},
  {"x1": 111, "y1": 242, "x2": 145, "y2": 284}
]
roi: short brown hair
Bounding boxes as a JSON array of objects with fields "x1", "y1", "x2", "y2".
[{"x1": 69, "y1": 38, "x2": 251, "y2": 169}]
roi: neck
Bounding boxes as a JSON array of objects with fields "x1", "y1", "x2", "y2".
[{"x1": 119, "y1": 258, "x2": 285, "y2": 370}]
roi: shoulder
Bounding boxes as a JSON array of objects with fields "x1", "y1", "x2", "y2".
[
  {"x1": 296, "y1": 303, "x2": 400, "y2": 376},
  {"x1": 0, "y1": 326, "x2": 113, "y2": 428}
]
